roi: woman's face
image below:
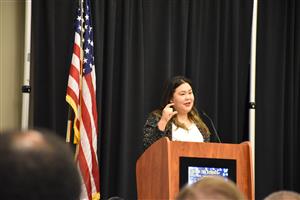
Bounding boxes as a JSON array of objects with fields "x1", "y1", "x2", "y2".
[{"x1": 171, "y1": 82, "x2": 194, "y2": 114}]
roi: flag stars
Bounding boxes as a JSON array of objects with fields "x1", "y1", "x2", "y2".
[
  {"x1": 81, "y1": 17, "x2": 85, "y2": 23},
  {"x1": 83, "y1": 64, "x2": 92, "y2": 75},
  {"x1": 74, "y1": 1, "x2": 95, "y2": 75}
]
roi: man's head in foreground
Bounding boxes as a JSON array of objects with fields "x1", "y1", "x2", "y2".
[{"x1": 0, "y1": 129, "x2": 81, "y2": 200}]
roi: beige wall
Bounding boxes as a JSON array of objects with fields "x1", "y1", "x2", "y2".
[{"x1": 0, "y1": 0, "x2": 25, "y2": 131}]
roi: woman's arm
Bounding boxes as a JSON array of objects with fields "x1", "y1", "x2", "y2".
[{"x1": 143, "y1": 113, "x2": 167, "y2": 151}]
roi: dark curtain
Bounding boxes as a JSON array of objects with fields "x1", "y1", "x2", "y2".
[
  {"x1": 31, "y1": 0, "x2": 77, "y2": 133},
  {"x1": 31, "y1": 0, "x2": 300, "y2": 199},
  {"x1": 256, "y1": 0, "x2": 300, "y2": 199}
]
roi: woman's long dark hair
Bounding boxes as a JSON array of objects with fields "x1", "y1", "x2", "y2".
[{"x1": 154, "y1": 76, "x2": 210, "y2": 136}]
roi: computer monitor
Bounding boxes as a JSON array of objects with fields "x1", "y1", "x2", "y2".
[{"x1": 179, "y1": 157, "x2": 236, "y2": 188}]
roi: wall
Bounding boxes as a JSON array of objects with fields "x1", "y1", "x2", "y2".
[{"x1": 0, "y1": 0, "x2": 25, "y2": 130}]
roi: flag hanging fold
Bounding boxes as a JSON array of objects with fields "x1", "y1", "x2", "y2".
[{"x1": 66, "y1": 0, "x2": 100, "y2": 199}]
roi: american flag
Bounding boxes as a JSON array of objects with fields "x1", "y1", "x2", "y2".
[{"x1": 66, "y1": 0, "x2": 100, "y2": 199}]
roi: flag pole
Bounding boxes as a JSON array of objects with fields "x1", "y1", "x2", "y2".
[
  {"x1": 66, "y1": 107, "x2": 73, "y2": 143},
  {"x1": 21, "y1": 0, "x2": 32, "y2": 130},
  {"x1": 249, "y1": 0, "x2": 258, "y2": 192}
]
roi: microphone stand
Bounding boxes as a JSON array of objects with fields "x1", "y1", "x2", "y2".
[{"x1": 200, "y1": 110, "x2": 222, "y2": 143}]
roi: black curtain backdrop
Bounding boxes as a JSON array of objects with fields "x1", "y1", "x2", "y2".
[
  {"x1": 31, "y1": 0, "x2": 300, "y2": 199},
  {"x1": 256, "y1": 0, "x2": 300, "y2": 199}
]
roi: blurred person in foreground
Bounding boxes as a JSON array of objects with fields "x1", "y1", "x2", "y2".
[
  {"x1": 264, "y1": 190, "x2": 300, "y2": 200},
  {"x1": 0, "y1": 129, "x2": 81, "y2": 200},
  {"x1": 176, "y1": 176, "x2": 245, "y2": 200}
]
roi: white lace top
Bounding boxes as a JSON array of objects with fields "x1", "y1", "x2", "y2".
[{"x1": 171, "y1": 123, "x2": 204, "y2": 142}]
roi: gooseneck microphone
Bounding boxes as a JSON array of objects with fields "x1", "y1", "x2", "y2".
[{"x1": 200, "y1": 110, "x2": 222, "y2": 143}]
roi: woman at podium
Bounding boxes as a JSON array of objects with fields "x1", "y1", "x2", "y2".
[{"x1": 143, "y1": 76, "x2": 212, "y2": 151}]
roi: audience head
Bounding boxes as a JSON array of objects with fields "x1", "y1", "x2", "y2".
[
  {"x1": 176, "y1": 176, "x2": 244, "y2": 200},
  {"x1": 108, "y1": 196, "x2": 125, "y2": 200},
  {"x1": 0, "y1": 129, "x2": 81, "y2": 200},
  {"x1": 264, "y1": 190, "x2": 300, "y2": 200}
]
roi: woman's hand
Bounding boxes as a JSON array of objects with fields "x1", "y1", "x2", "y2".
[
  {"x1": 162, "y1": 103, "x2": 178, "y2": 122},
  {"x1": 157, "y1": 103, "x2": 178, "y2": 131}
]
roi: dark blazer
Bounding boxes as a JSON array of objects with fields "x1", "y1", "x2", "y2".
[{"x1": 143, "y1": 111, "x2": 210, "y2": 151}]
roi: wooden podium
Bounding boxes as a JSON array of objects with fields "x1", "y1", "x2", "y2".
[{"x1": 136, "y1": 137, "x2": 254, "y2": 200}]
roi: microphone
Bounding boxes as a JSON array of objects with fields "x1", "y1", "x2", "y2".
[{"x1": 200, "y1": 110, "x2": 222, "y2": 143}]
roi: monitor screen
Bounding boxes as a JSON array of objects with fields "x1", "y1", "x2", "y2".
[{"x1": 179, "y1": 157, "x2": 236, "y2": 188}]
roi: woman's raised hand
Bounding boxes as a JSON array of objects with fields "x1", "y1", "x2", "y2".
[
  {"x1": 157, "y1": 103, "x2": 178, "y2": 131},
  {"x1": 162, "y1": 103, "x2": 178, "y2": 122}
]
